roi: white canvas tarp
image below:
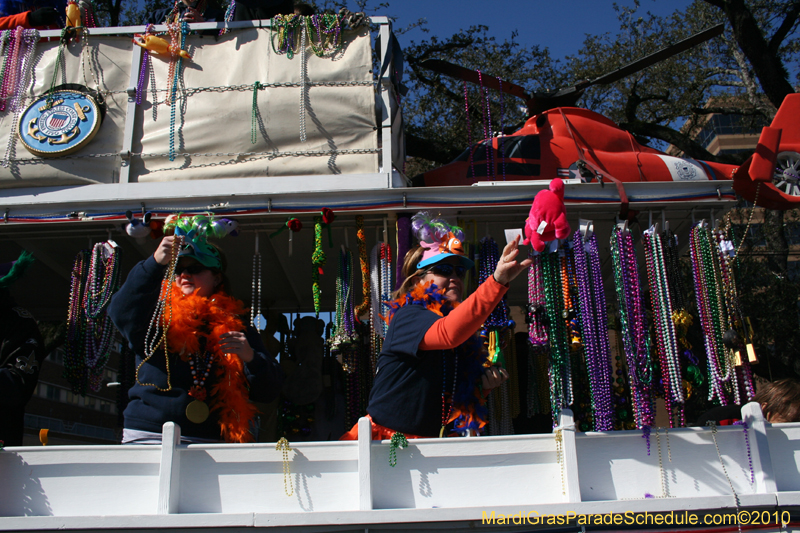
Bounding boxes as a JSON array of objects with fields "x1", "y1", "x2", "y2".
[{"x1": 0, "y1": 25, "x2": 378, "y2": 188}]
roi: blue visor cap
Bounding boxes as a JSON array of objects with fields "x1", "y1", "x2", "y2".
[
  {"x1": 174, "y1": 226, "x2": 222, "y2": 270},
  {"x1": 177, "y1": 241, "x2": 222, "y2": 270},
  {"x1": 417, "y1": 252, "x2": 474, "y2": 271}
]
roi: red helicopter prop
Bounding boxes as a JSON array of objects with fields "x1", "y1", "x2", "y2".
[{"x1": 414, "y1": 25, "x2": 800, "y2": 211}]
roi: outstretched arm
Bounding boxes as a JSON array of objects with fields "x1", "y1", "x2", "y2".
[{"x1": 420, "y1": 235, "x2": 532, "y2": 350}]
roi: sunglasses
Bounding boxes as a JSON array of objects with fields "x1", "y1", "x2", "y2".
[
  {"x1": 425, "y1": 263, "x2": 469, "y2": 279},
  {"x1": 175, "y1": 263, "x2": 210, "y2": 276}
]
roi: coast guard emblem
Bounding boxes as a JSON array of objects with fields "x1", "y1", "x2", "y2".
[
  {"x1": 18, "y1": 89, "x2": 102, "y2": 157},
  {"x1": 674, "y1": 159, "x2": 698, "y2": 180}
]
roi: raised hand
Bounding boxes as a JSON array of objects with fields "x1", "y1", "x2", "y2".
[{"x1": 493, "y1": 234, "x2": 533, "y2": 285}]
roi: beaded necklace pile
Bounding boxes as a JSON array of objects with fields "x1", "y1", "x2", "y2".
[
  {"x1": 610, "y1": 227, "x2": 655, "y2": 429},
  {"x1": 65, "y1": 241, "x2": 123, "y2": 395},
  {"x1": 572, "y1": 232, "x2": 614, "y2": 431}
]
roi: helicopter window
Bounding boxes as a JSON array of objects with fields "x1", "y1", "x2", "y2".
[
  {"x1": 502, "y1": 135, "x2": 541, "y2": 160},
  {"x1": 454, "y1": 135, "x2": 541, "y2": 162}
]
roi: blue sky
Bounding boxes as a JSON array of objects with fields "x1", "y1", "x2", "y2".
[{"x1": 382, "y1": 0, "x2": 695, "y2": 61}]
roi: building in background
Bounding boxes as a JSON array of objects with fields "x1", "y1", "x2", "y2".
[{"x1": 21, "y1": 340, "x2": 124, "y2": 446}]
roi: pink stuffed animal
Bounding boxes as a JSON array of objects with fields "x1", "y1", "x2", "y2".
[{"x1": 522, "y1": 178, "x2": 571, "y2": 252}]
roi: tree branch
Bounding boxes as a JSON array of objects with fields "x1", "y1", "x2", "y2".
[
  {"x1": 703, "y1": 0, "x2": 795, "y2": 108},
  {"x1": 618, "y1": 119, "x2": 741, "y2": 163},
  {"x1": 768, "y1": 1, "x2": 800, "y2": 56},
  {"x1": 691, "y1": 106, "x2": 768, "y2": 116}
]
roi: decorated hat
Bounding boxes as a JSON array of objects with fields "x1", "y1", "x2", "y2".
[
  {"x1": 411, "y1": 211, "x2": 474, "y2": 270},
  {"x1": 164, "y1": 215, "x2": 225, "y2": 270}
]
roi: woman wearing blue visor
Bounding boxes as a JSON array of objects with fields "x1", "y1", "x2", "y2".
[{"x1": 342, "y1": 211, "x2": 531, "y2": 440}]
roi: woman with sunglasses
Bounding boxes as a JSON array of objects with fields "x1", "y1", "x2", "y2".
[
  {"x1": 109, "y1": 232, "x2": 284, "y2": 444},
  {"x1": 342, "y1": 212, "x2": 531, "y2": 440}
]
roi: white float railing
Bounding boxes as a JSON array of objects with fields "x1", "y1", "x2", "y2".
[{"x1": 1, "y1": 403, "x2": 799, "y2": 526}]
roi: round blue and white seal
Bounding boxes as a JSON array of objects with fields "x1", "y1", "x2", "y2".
[{"x1": 18, "y1": 89, "x2": 102, "y2": 157}]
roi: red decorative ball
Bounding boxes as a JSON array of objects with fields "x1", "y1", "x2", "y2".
[
  {"x1": 287, "y1": 218, "x2": 302, "y2": 232},
  {"x1": 321, "y1": 208, "x2": 335, "y2": 225}
]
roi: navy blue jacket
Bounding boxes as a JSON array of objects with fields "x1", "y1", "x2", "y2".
[
  {"x1": 108, "y1": 256, "x2": 283, "y2": 440},
  {"x1": 367, "y1": 305, "x2": 446, "y2": 437}
]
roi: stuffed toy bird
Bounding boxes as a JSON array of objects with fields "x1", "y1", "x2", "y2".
[{"x1": 522, "y1": 178, "x2": 571, "y2": 252}]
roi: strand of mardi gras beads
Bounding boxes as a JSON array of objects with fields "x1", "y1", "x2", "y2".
[
  {"x1": 542, "y1": 247, "x2": 572, "y2": 424},
  {"x1": 476, "y1": 70, "x2": 494, "y2": 180},
  {"x1": 272, "y1": 14, "x2": 343, "y2": 58},
  {"x1": 483, "y1": 86, "x2": 495, "y2": 180},
  {"x1": 64, "y1": 250, "x2": 89, "y2": 394},
  {"x1": 7, "y1": 29, "x2": 36, "y2": 113},
  {"x1": 331, "y1": 247, "x2": 358, "y2": 350},
  {"x1": 136, "y1": 26, "x2": 151, "y2": 106},
  {"x1": 306, "y1": 13, "x2": 342, "y2": 57},
  {"x1": 368, "y1": 243, "x2": 382, "y2": 372},
  {"x1": 250, "y1": 81, "x2": 262, "y2": 144},
  {"x1": 479, "y1": 236, "x2": 510, "y2": 367},
  {"x1": 643, "y1": 229, "x2": 684, "y2": 427},
  {"x1": 610, "y1": 227, "x2": 655, "y2": 429},
  {"x1": 497, "y1": 77, "x2": 506, "y2": 180},
  {"x1": 380, "y1": 242, "x2": 392, "y2": 337},
  {"x1": 64, "y1": 242, "x2": 123, "y2": 395},
  {"x1": 299, "y1": 19, "x2": 307, "y2": 142},
  {"x1": 250, "y1": 240, "x2": 263, "y2": 331},
  {"x1": 524, "y1": 251, "x2": 548, "y2": 418},
  {"x1": 79, "y1": 27, "x2": 101, "y2": 93},
  {"x1": 0, "y1": 31, "x2": 14, "y2": 106},
  {"x1": 653, "y1": 230, "x2": 686, "y2": 426},
  {"x1": 701, "y1": 226, "x2": 738, "y2": 403},
  {"x1": 167, "y1": 21, "x2": 187, "y2": 162},
  {"x1": 527, "y1": 251, "x2": 548, "y2": 346},
  {"x1": 354, "y1": 215, "x2": 370, "y2": 318},
  {"x1": 2, "y1": 29, "x2": 37, "y2": 168},
  {"x1": 573, "y1": 232, "x2": 614, "y2": 431},
  {"x1": 714, "y1": 226, "x2": 755, "y2": 402},
  {"x1": 463, "y1": 81, "x2": 476, "y2": 182},
  {"x1": 0, "y1": 27, "x2": 22, "y2": 112},
  {"x1": 83, "y1": 242, "x2": 122, "y2": 393},
  {"x1": 139, "y1": 237, "x2": 180, "y2": 391},
  {"x1": 690, "y1": 223, "x2": 730, "y2": 404},
  {"x1": 587, "y1": 234, "x2": 614, "y2": 429}
]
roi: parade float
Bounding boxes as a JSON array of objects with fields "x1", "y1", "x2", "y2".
[{"x1": 0, "y1": 8, "x2": 799, "y2": 533}]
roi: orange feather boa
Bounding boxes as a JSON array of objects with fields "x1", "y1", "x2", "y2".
[{"x1": 165, "y1": 284, "x2": 257, "y2": 443}]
